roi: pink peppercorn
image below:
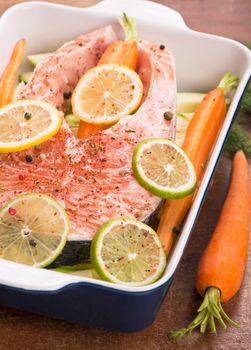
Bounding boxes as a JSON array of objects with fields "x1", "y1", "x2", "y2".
[
  {"x1": 8, "y1": 208, "x2": 16, "y2": 216},
  {"x1": 18, "y1": 174, "x2": 26, "y2": 181}
]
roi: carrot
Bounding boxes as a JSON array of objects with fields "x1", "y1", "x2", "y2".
[
  {"x1": 98, "y1": 13, "x2": 138, "y2": 69},
  {"x1": 77, "y1": 14, "x2": 138, "y2": 139},
  {"x1": 0, "y1": 39, "x2": 27, "y2": 107},
  {"x1": 168, "y1": 151, "x2": 250, "y2": 340},
  {"x1": 157, "y1": 73, "x2": 239, "y2": 254}
]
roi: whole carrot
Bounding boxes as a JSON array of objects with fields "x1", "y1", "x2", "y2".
[
  {"x1": 157, "y1": 73, "x2": 239, "y2": 254},
  {"x1": 168, "y1": 151, "x2": 250, "y2": 340},
  {"x1": 77, "y1": 14, "x2": 138, "y2": 139},
  {"x1": 0, "y1": 39, "x2": 27, "y2": 107}
]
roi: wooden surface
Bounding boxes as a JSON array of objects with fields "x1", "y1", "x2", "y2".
[{"x1": 0, "y1": 1, "x2": 250, "y2": 349}]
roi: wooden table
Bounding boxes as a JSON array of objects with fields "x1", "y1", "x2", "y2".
[{"x1": 0, "y1": 1, "x2": 250, "y2": 349}]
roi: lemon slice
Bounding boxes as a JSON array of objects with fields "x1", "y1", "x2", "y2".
[
  {"x1": 0, "y1": 100, "x2": 61, "y2": 153},
  {"x1": 72, "y1": 63, "x2": 143, "y2": 125},
  {"x1": 132, "y1": 138, "x2": 197, "y2": 199},
  {"x1": 91, "y1": 218, "x2": 166, "y2": 286},
  {"x1": 0, "y1": 193, "x2": 70, "y2": 267}
]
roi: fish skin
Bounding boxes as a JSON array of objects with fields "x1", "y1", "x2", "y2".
[{"x1": 0, "y1": 32, "x2": 176, "y2": 242}]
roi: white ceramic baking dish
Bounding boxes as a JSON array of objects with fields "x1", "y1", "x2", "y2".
[{"x1": 0, "y1": 0, "x2": 250, "y2": 332}]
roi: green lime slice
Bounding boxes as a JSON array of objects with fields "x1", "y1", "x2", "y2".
[
  {"x1": 132, "y1": 138, "x2": 197, "y2": 199},
  {"x1": 0, "y1": 193, "x2": 70, "y2": 267},
  {"x1": 91, "y1": 218, "x2": 166, "y2": 286}
]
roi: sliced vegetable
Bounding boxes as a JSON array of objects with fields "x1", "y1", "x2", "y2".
[
  {"x1": 177, "y1": 93, "x2": 206, "y2": 114},
  {"x1": 132, "y1": 138, "x2": 197, "y2": 199},
  {"x1": 158, "y1": 72, "x2": 239, "y2": 254},
  {"x1": 168, "y1": 150, "x2": 250, "y2": 340},
  {"x1": 13, "y1": 81, "x2": 26, "y2": 101},
  {"x1": 0, "y1": 39, "x2": 27, "y2": 107},
  {"x1": 50, "y1": 263, "x2": 100, "y2": 278},
  {"x1": 28, "y1": 52, "x2": 52, "y2": 66},
  {"x1": 18, "y1": 71, "x2": 33, "y2": 84},
  {"x1": 65, "y1": 113, "x2": 80, "y2": 128},
  {"x1": 0, "y1": 100, "x2": 62, "y2": 152},
  {"x1": 77, "y1": 14, "x2": 139, "y2": 139},
  {"x1": 0, "y1": 193, "x2": 70, "y2": 267},
  {"x1": 91, "y1": 218, "x2": 166, "y2": 286},
  {"x1": 175, "y1": 113, "x2": 193, "y2": 146}
]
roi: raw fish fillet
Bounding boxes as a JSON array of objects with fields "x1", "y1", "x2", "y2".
[{"x1": 0, "y1": 28, "x2": 176, "y2": 242}]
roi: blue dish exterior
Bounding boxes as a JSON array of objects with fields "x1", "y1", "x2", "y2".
[{"x1": 0, "y1": 278, "x2": 172, "y2": 332}]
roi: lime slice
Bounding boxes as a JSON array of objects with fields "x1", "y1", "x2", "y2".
[
  {"x1": 132, "y1": 138, "x2": 197, "y2": 199},
  {"x1": 91, "y1": 218, "x2": 166, "y2": 286},
  {"x1": 0, "y1": 193, "x2": 70, "y2": 267}
]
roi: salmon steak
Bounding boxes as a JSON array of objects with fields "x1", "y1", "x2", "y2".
[{"x1": 0, "y1": 26, "x2": 176, "y2": 263}]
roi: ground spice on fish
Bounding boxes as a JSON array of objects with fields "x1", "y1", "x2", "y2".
[{"x1": 18, "y1": 174, "x2": 26, "y2": 181}]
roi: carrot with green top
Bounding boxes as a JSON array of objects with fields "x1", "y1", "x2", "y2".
[
  {"x1": 77, "y1": 13, "x2": 138, "y2": 139},
  {"x1": 157, "y1": 72, "x2": 239, "y2": 254},
  {"x1": 0, "y1": 39, "x2": 27, "y2": 107},
  {"x1": 168, "y1": 150, "x2": 250, "y2": 340}
]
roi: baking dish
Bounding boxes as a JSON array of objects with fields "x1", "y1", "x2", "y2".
[{"x1": 0, "y1": 0, "x2": 250, "y2": 332}]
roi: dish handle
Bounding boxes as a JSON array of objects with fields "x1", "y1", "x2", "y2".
[{"x1": 91, "y1": 0, "x2": 188, "y2": 30}]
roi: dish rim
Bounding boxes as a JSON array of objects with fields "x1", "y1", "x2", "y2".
[{"x1": 0, "y1": 0, "x2": 250, "y2": 294}]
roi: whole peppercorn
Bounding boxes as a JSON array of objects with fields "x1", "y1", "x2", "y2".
[
  {"x1": 172, "y1": 227, "x2": 182, "y2": 235},
  {"x1": 163, "y1": 111, "x2": 173, "y2": 121},
  {"x1": 8, "y1": 207, "x2": 16, "y2": 216},
  {"x1": 25, "y1": 155, "x2": 33, "y2": 163},
  {"x1": 159, "y1": 44, "x2": 165, "y2": 50},
  {"x1": 24, "y1": 112, "x2": 32, "y2": 120}
]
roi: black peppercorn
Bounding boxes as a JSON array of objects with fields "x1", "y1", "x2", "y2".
[
  {"x1": 159, "y1": 44, "x2": 165, "y2": 50},
  {"x1": 25, "y1": 155, "x2": 33, "y2": 163},
  {"x1": 172, "y1": 227, "x2": 181, "y2": 235},
  {"x1": 29, "y1": 239, "x2": 37, "y2": 247},
  {"x1": 163, "y1": 111, "x2": 173, "y2": 120},
  {"x1": 63, "y1": 91, "x2": 72, "y2": 100},
  {"x1": 24, "y1": 112, "x2": 32, "y2": 120}
]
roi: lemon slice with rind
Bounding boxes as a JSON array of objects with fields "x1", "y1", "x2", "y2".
[
  {"x1": 72, "y1": 63, "x2": 143, "y2": 125},
  {"x1": 132, "y1": 138, "x2": 197, "y2": 199},
  {"x1": 91, "y1": 218, "x2": 166, "y2": 286},
  {"x1": 0, "y1": 100, "x2": 61, "y2": 153},
  {"x1": 0, "y1": 193, "x2": 70, "y2": 267}
]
